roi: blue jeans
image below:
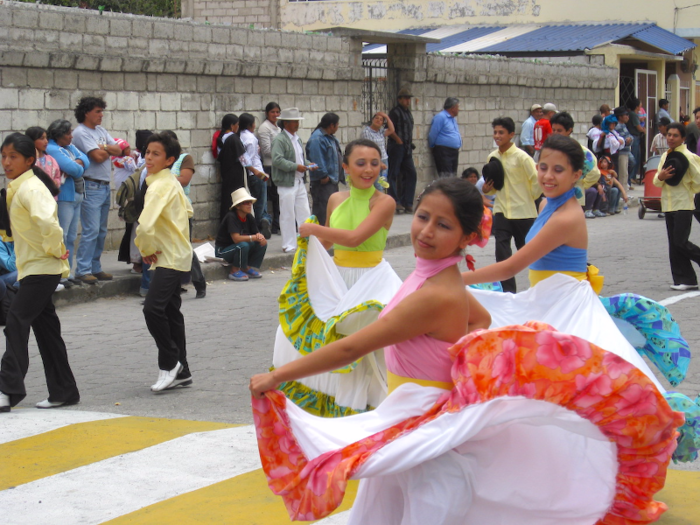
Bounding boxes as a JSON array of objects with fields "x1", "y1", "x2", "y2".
[
  {"x1": 248, "y1": 175, "x2": 271, "y2": 227},
  {"x1": 76, "y1": 181, "x2": 110, "y2": 276},
  {"x1": 630, "y1": 136, "x2": 640, "y2": 182},
  {"x1": 141, "y1": 261, "x2": 152, "y2": 294},
  {"x1": 0, "y1": 271, "x2": 18, "y2": 288},
  {"x1": 57, "y1": 193, "x2": 84, "y2": 279}
]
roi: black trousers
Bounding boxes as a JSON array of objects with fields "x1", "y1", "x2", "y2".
[
  {"x1": 387, "y1": 143, "x2": 417, "y2": 209},
  {"x1": 493, "y1": 213, "x2": 534, "y2": 293},
  {"x1": 264, "y1": 166, "x2": 280, "y2": 232},
  {"x1": 0, "y1": 274, "x2": 79, "y2": 407},
  {"x1": 181, "y1": 218, "x2": 205, "y2": 293},
  {"x1": 310, "y1": 180, "x2": 339, "y2": 226},
  {"x1": 432, "y1": 145, "x2": 460, "y2": 178},
  {"x1": 143, "y1": 267, "x2": 190, "y2": 374},
  {"x1": 694, "y1": 193, "x2": 700, "y2": 225},
  {"x1": 665, "y1": 210, "x2": 700, "y2": 286}
]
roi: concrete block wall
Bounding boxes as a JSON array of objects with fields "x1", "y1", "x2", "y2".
[
  {"x1": 0, "y1": 2, "x2": 618, "y2": 248},
  {"x1": 0, "y1": 1, "x2": 362, "y2": 248},
  {"x1": 401, "y1": 54, "x2": 618, "y2": 191},
  {"x1": 187, "y1": 0, "x2": 274, "y2": 28}
]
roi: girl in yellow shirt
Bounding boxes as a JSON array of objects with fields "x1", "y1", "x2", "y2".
[{"x1": 0, "y1": 133, "x2": 77, "y2": 413}]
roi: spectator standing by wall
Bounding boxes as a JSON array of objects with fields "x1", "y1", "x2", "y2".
[
  {"x1": 25, "y1": 127, "x2": 61, "y2": 195},
  {"x1": 519, "y1": 104, "x2": 543, "y2": 157},
  {"x1": 685, "y1": 107, "x2": 700, "y2": 153},
  {"x1": 533, "y1": 102, "x2": 557, "y2": 161},
  {"x1": 216, "y1": 114, "x2": 247, "y2": 221},
  {"x1": 46, "y1": 120, "x2": 89, "y2": 288},
  {"x1": 256, "y1": 102, "x2": 282, "y2": 235},
  {"x1": 657, "y1": 99, "x2": 673, "y2": 126},
  {"x1": 0, "y1": 133, "x2": 78, "y2": 413},
  {"x1": 306, "y1": 112, "x2": 344, "y2": 226},
  {"x1": 482, "y1": 117, "x2": 540, "y2": 293},
  {"x1": 587, "y1": 115, "x2": 605, "y2": 156},
  {"x1": 626, "y1": 98, "x2": 645, "y2": 183},
  {"x1": 239, "y1": 113, "x2": 272, "y2": 239},
  {"x1": 387, "y1": 88, "x2": 417, "y2": 213},
  {"x1": 614, "y1": 107, "x2": 633, "y2": 195},
  {"x1": 361, "y1": 111, "x2": 395, "y2": 188},
  {"x1": 428, "y1": 97, "x2": 462, "y2": 178},
  {"x1": 71, "y1": 97, "x2": 121, "y2": 284},
  {"x1": 271, "y1": 108, "x2": 315, "y2": 253}
]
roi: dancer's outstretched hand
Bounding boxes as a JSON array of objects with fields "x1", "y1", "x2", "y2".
[{"x1": 250, "y1": 372, "x2": 279, "y2": 399}]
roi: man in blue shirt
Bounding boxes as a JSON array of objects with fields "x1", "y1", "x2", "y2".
[
  {"x1": 519, "y1": 104, "x2": 543, "y2": 157},
  {"x1": 305, "y1": 113, "x2": 344, "y2": 226},
  {"x1": 428, "y1": 97, "x2": 462, "y2": 178}
]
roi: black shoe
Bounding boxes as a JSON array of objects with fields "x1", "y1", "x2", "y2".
[
  {"x1": 271, "y1": 227, "x2": 280, "y2": 235},
  {"x1": 166, "y1": 374, "x2": 193, "y2": 390},
  {"x1": 261, "y1": 218, "x2": 272, "y2": 240},
  {"x1": 195, "y1": 288, "x2": 206, "y2": 299},
  {"x1": 68, "y1": 278, "x2": 84, "y2": 286},
  {"x1": 180, "y1": 287, "x2": 188, "y2": 294},
  {"x1": 60, "y1": 279, "x2": 73, "y2": 289}
]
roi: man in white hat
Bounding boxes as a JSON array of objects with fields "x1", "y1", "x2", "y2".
[
  {"x1": 520, "y1": 103, "x2": 543, "y2": 157},
  {"x1": 271, "y1": 108, "x2": 317, "y2": 253},
  {"x1": 533, "y1": 102, "x2": 557, "y2": 161}
]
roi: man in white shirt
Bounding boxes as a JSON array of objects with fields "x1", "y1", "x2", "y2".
[{"x1": 519, "y1": 104, "x2": 543, "y2": 157}]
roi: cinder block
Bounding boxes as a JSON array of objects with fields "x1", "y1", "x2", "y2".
[
  {"x1": 139, "y1": 92, "x2": 160, "y2": 111},
  {"x1": 28, "y1": 69, "x2": 55, "y2": 89},
  {"x1": 110, "y1": 111, "x2": 134, "y2": 132},
  {"x1": 164, "y1": 61, "x2": 187, "y2": 74},
  {"x1": 159, "y1": 93, "x2": 181, "y2": 110},
  {"x1": 63, "y1": 14, "x2": 87, "y2": 34},
  {"x1": 243, "y1": 46, "x2": 260, "y2": 60},
  {"x1": 86, "y1": 16, "x2": 110, "y2": 35},
  {"x1": 189, "y1": 42, "x2": 209, "y2": 56},
  {"x1": 155, "y1": 74, "x2": 178, "y2": 92},
  {"x1": 134, "y1": 110, "x2": 156, "y2": 130},
  {"x1": 211, "y1": 27, "x2": 229, "y2": 44},
  {"x1": 83, "y1": 34, "x2": 106, "y2": 54},
  {"x1": 155, "y1": 111, "x2": 176, "y2": 130},
  {"x1": 102, "y1": 72, "x2": 124, "y2": 91},
  {"x1": 78, "y1": 71, "x2": 101, "y2": 91},
  {"x1": 197, "y1": 76, "x2": 216, "y2": 93},
  {"x1": 148, "y1": 39, "x2": 169, "y2": 56},
  {"x1": 287, "y1": 79, "x2": 303, "y2": 94},
  {"x1": 59, "y1": 32, "x2": 83, "y2": 52},
  {"x1": 45, "y1": 90, "x2": 71, "y2": 110},
  {"x1": 105, "y1": 36, "x2": 128, "y2": 50},
  {"x1": 61, "y1": 70, "x2": 79, "y2": 90},
  {"x1": 23, "y1": 54, "x2": 50, "y2": 69},
  {"x1": 12, "y1": 8, "x2": 39, "y2": 29},
  {"x1": 193, "y1": 25, "x2": 212, "y2": 43},
  {"x1": 258, "y1": 63, "x2": 277, "y2": 78},
  {"x1": 153, "y1": 21, "x2": 174, "y2": 39},
  {"x1": 178, "y1": 75, "x2": 198, "y2": 92},
  {"x1": 131, "y1": 20, "x2": 153, "y2": 39},
  {"x1": 222, "y1": 62, "x2": 242, "y2": 76},
  {"x1": 39, "y1": 12, "x2": 63, "y2": 31},
  {"x1": 264, "y1": 31, "x2": 281, "y2": 47},
  {"x1": 204, "y1": 61, "x2": 224, "y2": 76},
  {"x1": 242, "y1": 63, "x2": 260, "y2": 77},
  {"x1": 100, "y1": 57, "x2": 123, "y2": 72},
  {"x1": 18, "y1": 88, "x2": 42, "y2": 109},
  {"x1": 177, "y1": 111, "x2": 196, "y2": 131},
  {"x1": 76, "y1": 55, "x2": 100, "y2": 71},
  {"x1": 243, "y1": 94, "x2": 262, "y2": 111},
  {"x1": 252, "y1": 78, "x2": 270, "y2": 94},
  {"x1": 169, "y1": 40, "x2": 189, "y2": 54},
  {"x1": 110, "y1": 18, "x2": 132, "y2": 37},
  {"x1": 116, "y1": 91, "x2": 139, "y2": 111},
  {"x1": 144, "y1": 60, "x2": 166, "y2": 73},
  {"x1": 33, "y1": 29, "x2": 60, "y2": 45}
]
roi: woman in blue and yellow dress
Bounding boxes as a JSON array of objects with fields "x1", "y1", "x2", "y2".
[
  {"x1": 271, "y1": 139, "x2": 402, "y2": 417},
  {"x1": 463, "y1": 135, "x2": 699, "y2": 462}
]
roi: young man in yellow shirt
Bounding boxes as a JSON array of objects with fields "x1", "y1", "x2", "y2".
[
  {"x1": 483, "y1": 117, "x2": 541, "y2": 293},
  {"x1": 135, "y1": 133, "x2": 194, "y2": 392},
  {"x1": 0, "y1": 133, "x2": 77, "y2": 413},
  {"x1": 653, "y1": 123, "x2": 700, "y2": 291}
]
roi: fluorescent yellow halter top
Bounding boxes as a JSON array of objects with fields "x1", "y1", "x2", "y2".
[{"x1": 329, "y1": 185, "x2": 388, "y2": 268}]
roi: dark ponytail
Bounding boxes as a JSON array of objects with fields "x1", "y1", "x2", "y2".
[
  {"x1": 217, "y1": 114, "x2": 239, "y2": 151},
  {"x1": 1, "y1": 133, "x2": 59, "y2": 196}
]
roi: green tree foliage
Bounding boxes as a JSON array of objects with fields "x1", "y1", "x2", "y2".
[{"x1": 19, "y1": 0, "x2": 180, "y2": 18}]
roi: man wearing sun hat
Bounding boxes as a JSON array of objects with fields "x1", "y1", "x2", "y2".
[
  {"x1": 271, "y1": 107, "x2": 317, "y2": 253},
  {"x1": 215, "y1": 188, "x2": 267, "y2": 282},
  {"x1": 653, "y1": 122, "x2": 700, "y2": 291},
  {"x1": 520, "y1": 103, "x2": 543, "y2": 157}
]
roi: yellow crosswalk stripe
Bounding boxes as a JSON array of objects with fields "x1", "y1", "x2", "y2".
[
  {"x1": 0, "y1": 416, "x2": 236, "y2": 490},
  {"x1": 103, "y1": 469, "x2": 358, "y2": 525}
]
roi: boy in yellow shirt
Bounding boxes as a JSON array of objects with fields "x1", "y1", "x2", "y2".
[
  {"x1": 135, "y1": 133, "x2": 194, "y2": 392},
  {"x1": 653, "y1": 123, "x2": 700, "y2": 291}
]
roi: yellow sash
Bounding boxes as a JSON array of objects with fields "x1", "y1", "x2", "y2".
[
  {"x1": 388, "y1": 371, "x2": 454, "y2": 394},
  {"x1": 528, "y1": 265, "x2": 604, "y2": 294},
  {"x1": 333, "y1": 250, "x2": 383, "y2": 268}
]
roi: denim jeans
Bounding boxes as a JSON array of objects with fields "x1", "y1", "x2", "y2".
[
  {"x1": 215, "y1": 242, "x2": 267, "y2": 270},
  {"x1": 57, "y1": 193, "x2": 84, "y2": 278},
  {"x1": 76, "y1": 181, "x2": 110, "y2": 276},
  {"x1": 248, "y1": 175, "x2": 271, "y2": 227}
]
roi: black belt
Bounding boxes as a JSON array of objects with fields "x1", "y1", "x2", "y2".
[{"x1": 83, "y1": 177, "x2": 110, "y2": 186}]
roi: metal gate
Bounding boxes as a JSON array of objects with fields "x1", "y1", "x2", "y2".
[{"x1": 362, "y1": 58, "x2": 399, "y2": 124}]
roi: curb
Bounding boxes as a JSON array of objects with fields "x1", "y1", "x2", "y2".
[{"x1": 52, "y1": 231, "x2": 414, "y2": 308}]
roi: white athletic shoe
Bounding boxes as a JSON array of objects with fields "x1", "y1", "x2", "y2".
[
  {"x1": 670, "y1": 284, "x2": 699, "y2": 291},
  {"x1": 151, "y1": 362, "x2": 183, "y2": 392}
]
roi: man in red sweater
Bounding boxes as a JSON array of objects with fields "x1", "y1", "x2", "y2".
[{"x1": 533, "y1": 102, "x2": 557, "y2": 161}]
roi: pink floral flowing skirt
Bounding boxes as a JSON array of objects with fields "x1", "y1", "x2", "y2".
[{"x1": 253, "y1": 321, "x2": 683, "y2": 525}]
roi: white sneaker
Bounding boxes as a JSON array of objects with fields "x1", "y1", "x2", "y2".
[
  {"x1": 584, "y1": 210, "x2": 596, "y2": 219},
  {"x1": 55, "y1": 283, "x2": 65, "y2": 293},
  {"x1": 0, "y1": 391, "x2": 10, "y2": 413},
  {"x1": 670, "y1": 284, "x2": 699, "y2": 291},
  {"x1": 151, "y1": 362, "x2": 183, "y2": 392}
]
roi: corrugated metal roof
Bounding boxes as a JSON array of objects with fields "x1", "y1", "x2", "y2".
[
  {"x1": 427, "y1": 26, "x2": 506, "y2": 53},
  {"x1": 362, "y1": 23, "x2": 696, "y2": 56},
  {"x1": 630, "y1": 25, "x2": 697, "y2": 55},
  {"x1": 441, "y1": 25, "x2": 538, "y2": 53},
  {"x1": 478, "y1": 23, "x2": 654, "y2": 53}
]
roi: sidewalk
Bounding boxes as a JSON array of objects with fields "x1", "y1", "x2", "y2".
[{"x1": 53, "y1": 213, "x2": 415, "y2": 307}]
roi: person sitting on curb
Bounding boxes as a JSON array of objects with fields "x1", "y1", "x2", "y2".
[{"x1": 215, "y1": 188, "x2": 267, "y2": 282}]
